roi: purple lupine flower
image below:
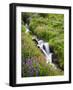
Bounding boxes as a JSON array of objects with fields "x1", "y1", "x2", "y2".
[
  {"x1": 26, "y1": 58, "x2": 32, "y2": 65},
  {"x1": 22, "y1": 57, "x2": 41, "y2": 77}
]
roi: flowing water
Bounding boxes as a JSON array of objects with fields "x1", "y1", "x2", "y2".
[
  {"x1": 25, "y1": 24, "x2": 30, "y2": 33},
  {"x1": 25, "y1": 24, "x2": 52, "y2": 63},
  {"x1": 37, "y1": 40, "x2": 52, "y2": 63}
]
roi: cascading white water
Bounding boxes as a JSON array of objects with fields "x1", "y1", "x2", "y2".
[
  {"x1": 44, "y1": 43, "x2": 50, "y2": 55},
  {"x1": 25, "y1": 24, "x2": 30, "y2": 33},
  {"x1": 25, "y1": 24, "x2": 52, "y2": 63},
  {"x1": 43, "y1": 43, "x2": 52, "y2": 63},
  {"x1": 37, "y1": 40, "x2": 52, "y2": 63}
]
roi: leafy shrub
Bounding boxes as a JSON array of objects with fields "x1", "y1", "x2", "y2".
[
  {"x1": 49, "y1": 38, "x2": 64, "y2": 70},
  {"x1": 21, "y1": 25, "x2": 26, "y2": 32}
]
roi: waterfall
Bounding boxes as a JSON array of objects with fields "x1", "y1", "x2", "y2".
[
  {"x1": 37, "y1": 40, "x2": 52, "y2": 63},
  {"x1": 25, "y1": 24, "x2": 30, "y2": 33},
  {"x1": 44, "y1": 43, "x2": 52, "y2": 63},
  {"x1": 25, "y1": 23, "x2": 52, "y2": 64},
  {"x1": 44, "y1": 43, "x2": 50, "y2": 55}
]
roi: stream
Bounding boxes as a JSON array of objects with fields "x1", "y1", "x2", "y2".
[{"x1": 25, "y1": 24, "x2": 53, "y2": 64}]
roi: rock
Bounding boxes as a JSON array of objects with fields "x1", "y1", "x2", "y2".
[{"x1": 52, "y1": 53, "x2": 58, "y2": 64}]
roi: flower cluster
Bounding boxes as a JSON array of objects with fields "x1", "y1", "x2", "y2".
[{"x1": 22, "y1": 57, "x2": 40, "y2": 77}]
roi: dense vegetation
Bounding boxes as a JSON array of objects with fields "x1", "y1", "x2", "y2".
[{"x1": 21, "y1": 12, "x2": 64, "y2": 77}]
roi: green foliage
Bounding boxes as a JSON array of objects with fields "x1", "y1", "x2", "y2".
[
  {"x1": 21, "y1": 12, "x2": 64, "y2": 77},
  {"x1": 22, "y1": 13, "x2": 32, "y2": 24},
  {"x1": 21, "y1": 25, "x2": 26, "y2": 32},
  {"x1": 29, "y1": 13, "x2": 64, "y2": 69},
  {"x1": 47, "y1": 14, "x2": 64, "y2": 69},
  {"x1": 39, "y1": 63, "x2": 63, "y2": 76},
  {"x1": 21, "y1": 31, "x2": 46, "y2": 64},
  {"x1": 49, "y1": 38, "x2": 64, "y2": 69}
]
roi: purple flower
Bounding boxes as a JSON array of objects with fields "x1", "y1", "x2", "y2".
[
  {"x1": 22, "y1": 57, "x2": 40, "y2": 77},
  {"x1": 26, "y1": 59, "x2": 32, "y2": 65}
]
